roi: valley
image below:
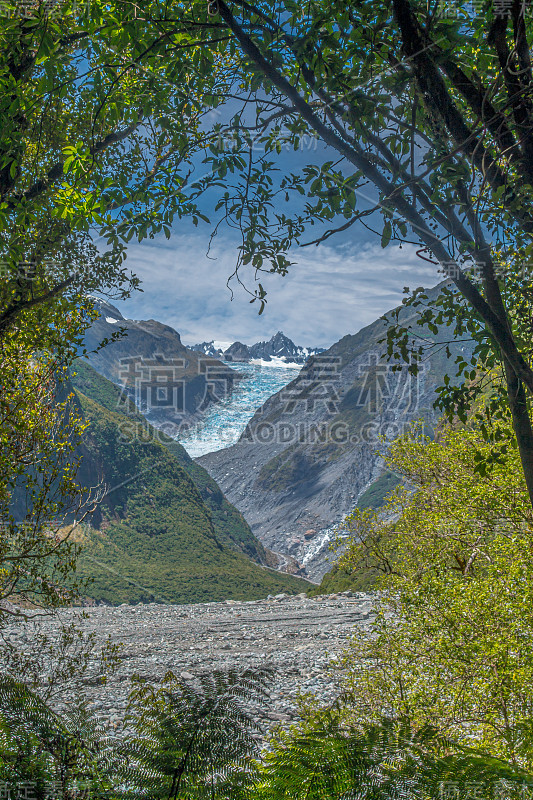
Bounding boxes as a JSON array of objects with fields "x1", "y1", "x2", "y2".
[
  {"x1": 198, "y1": 284, "x2": 474, "y2": 580},
  {"x1": 78, "y1": 284, "x2": 473, "y2": 590},
  {"x1": 70, "y1": 361, "x2": 310, "y2": 604}
]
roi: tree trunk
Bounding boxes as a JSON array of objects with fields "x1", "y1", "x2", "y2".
[{"x1": 503, "y1": 357, "x2": 533, "y2": 509}]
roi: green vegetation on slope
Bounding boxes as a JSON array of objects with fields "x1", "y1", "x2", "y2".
[
  {"x1": 356, "y1": 472, "x2": 401, "y2": 511},
  {"x1": 71, "y1": 361, "x2": 309, "y2": 604},
  {"x1": 336, "y1": 424, "x2": 533, "y2": 766},
  {"x1": 309, "y1": 561, "x2": 381, "y2": 596},
  {"x1": 72, "y1": 360, "x2": 267, "y2": 561}
]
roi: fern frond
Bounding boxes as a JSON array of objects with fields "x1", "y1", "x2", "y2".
[
  {"x1": 0, "y1": 676, "x2": 117, "y2": 798},
  {"x1": 241, "y1": 716, "x2": 533, "y2": 799},
  {"x1": 118, "y1": 666, "x2": 274, "y2": 799}
]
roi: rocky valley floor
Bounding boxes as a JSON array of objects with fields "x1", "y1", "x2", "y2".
[{"x1": 5, "y1": 593, "x2": 375, "y2": 735}]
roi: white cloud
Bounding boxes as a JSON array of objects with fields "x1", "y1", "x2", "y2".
[{"x1": 114, "y1": 233, "x2": 441, "y2": 348}]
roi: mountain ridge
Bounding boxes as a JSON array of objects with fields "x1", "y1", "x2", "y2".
[
  {"x1": 190, "y1": 331, "x2": 324, "y2": 364},
  {"x1": 83, "y1": 299, "x2": 241, "y2": 436}
]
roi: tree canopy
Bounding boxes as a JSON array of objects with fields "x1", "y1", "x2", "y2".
[
  {"x1": 334, "y1": 420, "x2": 533, "y2": 765},
  {"x1": 176, "y1": 0, "x2": 533, "y2": 503},
  {"x1": 0, "y1": 0, "x2": 238, "y2": 339},
  {"x1": 4, "y1": 0, "x2": 533, "y2": 496},
  {"x1": 0, "y1": 0, "x2": 236, "y2": 613}
]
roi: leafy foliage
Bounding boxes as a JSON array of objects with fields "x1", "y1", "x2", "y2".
[
  {"x1": 0, "y1": 315, "x2": 97, "y2": 619},
  {"x1": 0, "y1": 676, "x2": 116, "y2": 799},
  {"x1": 119, "y1": 667, "x2": 272, "y2": 799},
  {"x1": 0, "y1": 669, "x2": 533, "y2": 800},
  {"x1": 328, "y1": 421, "x2": 533, "y2": 765},
  {"x1": 245, "y1": 715, "x2": 533, "y2": 800},
  {"x1": 1, "y1": 667, "x2": 533, "y2": 799},
  {"x1": 0, "y1": 0, "x2": 238, "y2": 331}
]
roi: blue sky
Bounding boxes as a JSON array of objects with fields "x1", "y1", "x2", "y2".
[
  {"x1": 109, "y1": 113, "x2": 441, "y2": 348},
  {"x1": 113, "y1": 224, "x2": 440, "y2": 349}
]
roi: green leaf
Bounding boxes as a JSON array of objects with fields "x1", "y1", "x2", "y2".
[{"x1": 381, "y1": 221, "x2": 392, "y2": 248}]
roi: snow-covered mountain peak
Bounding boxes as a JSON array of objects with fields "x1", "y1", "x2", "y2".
[{"x1": 190, "y1": 332, "x2": 324, "y2": 365}]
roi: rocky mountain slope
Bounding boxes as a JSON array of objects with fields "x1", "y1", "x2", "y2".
[
  {"x1": 191, "y1": 331, "x2": 324, "y2": 364},
  {"x1": 84, "y1": 299, "x2": 240, "y2": 434},
  {"x1": 70, "y1": 361, "x2": 309, "y2": 604},
  {"x1": 198, "y1": 285, "x2": 474, "y2": 580}
]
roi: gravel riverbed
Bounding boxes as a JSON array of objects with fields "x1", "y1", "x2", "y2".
[{"x1": 5, "y1": 592, "x2": 376, "y2": 734}]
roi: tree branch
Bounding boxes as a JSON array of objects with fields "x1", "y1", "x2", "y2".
[
  {"x1": 0, "y1": 274, "x2": 77, "y2": 337},
  {"x1": 6, "y1": 121, "x2": 140, "y2": 207},
  {"x1": 216, "y1": 0, "x2": 533, "y2": 394},
  {"x1": 393, "y1": 0, "x2": 533, "y2": 235}
]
